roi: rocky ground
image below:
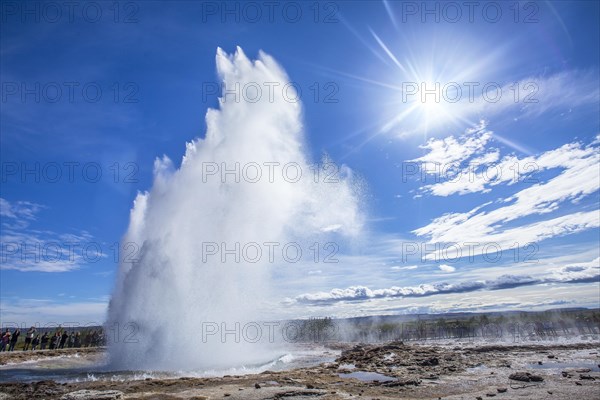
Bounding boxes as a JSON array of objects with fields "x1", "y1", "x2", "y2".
[{"x1": 0, "y1": 341, "x2": 599, "y2": 399}]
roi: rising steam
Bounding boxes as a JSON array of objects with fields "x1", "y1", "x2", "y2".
[{"x1": 107, "y1": 47, "x2": 364, "y2": 371}]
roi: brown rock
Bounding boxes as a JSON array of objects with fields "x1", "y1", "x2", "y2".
[
  {"x1": 418, "y1": 357, "x2": 439, "y2": 366},
  {"x1": 60, "y1": 390, "x2": 124, "y2": 400},
  {"x1": 508, "y1": 372, "x2": 543, "y2": 382}
]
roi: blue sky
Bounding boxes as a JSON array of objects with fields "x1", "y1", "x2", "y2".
[{"x1": 1, "y1": 1, "x2": 599, "y2": 324}]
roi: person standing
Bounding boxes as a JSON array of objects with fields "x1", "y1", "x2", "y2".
[
  {"x1": 31, "y1": 334, "x2": 40, "y2": 351},
  {"x1": 23, "y1": 327, "x2": 36, "y2": 351},
  {"x1": 49, "y1": 332, "x2": 59, "y2": 350},
  {"x1": 59, "y1": 330, "x2": 69, "y2": 349},
  {"x1": 0, "y1": 329, "x2": 10, "y2": 351},
  {"x1": 40, "y1": 332, "x2": 49, "y2": 350},
  {"x1": 8, "y1": 329, "x2": 20, "y2": 351}
]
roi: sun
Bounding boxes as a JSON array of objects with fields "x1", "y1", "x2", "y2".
[
  {"x1": 399, "y1": 79, "x2": 458, "y2": 130},
  {"x1": 418, "y1": 88, "x2": 448, "y2": 120},
  {"x1": 363, "y1": 28, "x2": 503, "y2": 137}
]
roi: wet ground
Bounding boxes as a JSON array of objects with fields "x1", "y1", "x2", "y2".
[
  {"x1": 0, "y1": 348, "x2": 102, "y2": 367},
  {"x1": 0, "y1": 341, "x2": 599, "y2": 399}
]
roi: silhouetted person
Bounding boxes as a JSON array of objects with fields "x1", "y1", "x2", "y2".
[
  {"x1": 8, "y1": 329, "x2": 20, "y2": 351},
  {"x1": 40, "y1": 332, "x2": 49, "y2": 350},
  {"x1": 49, "y1": 332, "x2": 59, "y2": 350},
  {"x1": 31, "y1": 334, "x2": 40, "y2": 350},
  {"x1": 0, "y1": 329, "x2": 10, "y2": 352},
  {"x1": 23, "y1": 327, "x2": 36, "y2": 351},
  {"x1": 59, "y1": 331, "x2": 69, "y2": 349},
  {"x1": 68, "y1": 332, "x2": 75, "y2": 348}
]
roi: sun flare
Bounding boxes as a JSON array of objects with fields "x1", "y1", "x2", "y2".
[{"x1": 364, "y1": 28, "x2": 505, "y2": 137}]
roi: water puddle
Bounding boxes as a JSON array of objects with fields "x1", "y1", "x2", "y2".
[
  {"x1": 466, "y1": 364, "x2": 488, "y2": 372},
  {"x1": 338, "y1": 363, "x2": 356, "y2": 370}
]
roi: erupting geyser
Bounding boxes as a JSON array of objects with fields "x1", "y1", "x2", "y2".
[{"x1": 107, "y1": 47, "x2": 364, "y2": 371}]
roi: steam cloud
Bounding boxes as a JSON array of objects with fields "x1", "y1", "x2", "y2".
[{"x1": 107, "y1": 47, "x2": 364, "y2": 371}]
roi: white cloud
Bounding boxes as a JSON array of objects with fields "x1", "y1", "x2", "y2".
[
  {"x1": 451, "y1": 70, "x2": 599, "y2": 122},
  {"x1": 438, "y1": 264, "x2": 456, "y2": 273},
  {"x1": 411, "y1": 134, "x2": 599, "y2": 260},
  {"x1": 292, "y1": 257, "x2": 599, "y2": 305},
  {"x1": 383, "y1": 70, "x2": 599, "y2": 136},
  {"x1": 552, "y1": 257, "x2": 600, "y2": 283},
  {"x1": 0, "y1": 297, "x2": 108, "y2": 325},
  {"x1": 410, "y1": 121, "x2": 492, "y2": 173},
  {"x1": 419, "y1": 138, "x2": 598, "y2": 197},
  {"x1": 504, "y1": 71, "x2": 598, "y2": 117},
  {"x1": 0, "y1": 198, "x2": 45, "y2": 230},
  {"x1": 391, "y1": 265, "x2": 418, "y2": 271},
  {"x1": 417, "y1": 210, "x2": 599, "y2": 261},
  {"x1": 470, "y1": 149, "x2": 500, "y2": 166},
  {"x1": 0, "y1": 198, "x2": 100, "y2": 272}
]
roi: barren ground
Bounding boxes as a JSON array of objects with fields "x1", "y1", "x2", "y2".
[{"x1": 1, "y1": 341, "x2": 599, "y2": 399}]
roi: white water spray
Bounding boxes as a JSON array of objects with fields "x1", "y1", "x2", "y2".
[{"x1": 107, "y1": 47, "x2": 363, "y2": 371}]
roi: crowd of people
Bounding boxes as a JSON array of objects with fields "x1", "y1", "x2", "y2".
[{"x1": 0, "y1": 327, "x2": 105, "y2": 351}]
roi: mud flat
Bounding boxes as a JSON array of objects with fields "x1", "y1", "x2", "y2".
[{"x1": 1, "y1": 341, "x2": 599, "y2": 399}]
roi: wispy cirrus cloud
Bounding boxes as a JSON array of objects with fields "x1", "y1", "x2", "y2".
[
  {"x1": 0, "y1": 297, "x2": 108, "y2": 325},
  {"x1": 415, "y1": 133, "x2": 599, "y2": 198},
  {"x1": 410, "y1": 121, "x2": 493, "y2": 173},
  {"x1": 0, "y1": 198, "x2": 101, "y2": 272},
  {"x1": 382, "y1": 70, "x2": 599, "y2": 136},
  {"x1": 407, "y1": 125, "x2": 599, "y2": 261},
  {"x1": 459, "y1": 70, "x2": 600, "y2": 120},
  {"x1": 0, "y1": 198, "x2": 45, "y2": 229}
]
